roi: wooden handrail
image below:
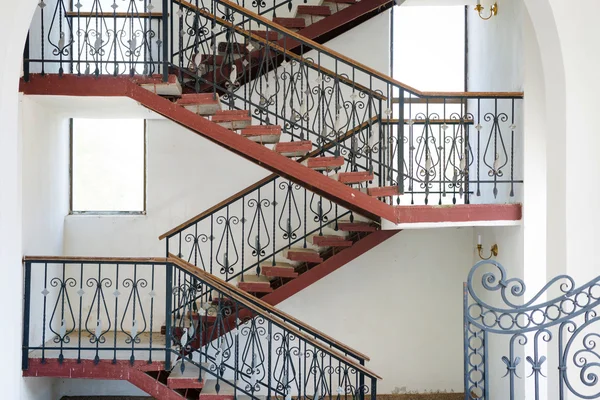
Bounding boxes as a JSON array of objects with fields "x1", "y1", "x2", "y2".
[
  {"x1": 174, "y1": 0, "x2": 385, "y2": 101},
  {"x1": 201, "y1": 0, "x2": 523, "y2": 99},
  {"x1": 23, "y1": 256, "x2": 168, "y2": 263},
  {"x1": 169, "y1": 255, "x2": 380, "y2": 377},
  {"x1": 158, "y1": 116, "x2": 379, "y2": 240}
]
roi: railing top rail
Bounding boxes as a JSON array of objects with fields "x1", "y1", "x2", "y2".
[
  {"x1": 23, "y1": 256, "x2": 169, "y2": 263},
  {"x1": 194, "y1": 0, "x2": 523, "y2": 99},
  {"x1": 169, "y1": 255, "x2": 380, "y2": 377},
  {"x1": 158, "y1": 116, "x2": 379, "y2": 240},
  {"x1": 65, "y1": 11, "x2": 164, "y2": 18}
]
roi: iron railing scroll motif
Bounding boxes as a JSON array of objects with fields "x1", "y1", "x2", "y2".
[{"x1": 464, "y1": 260, "x2": 600, "y2": 400}]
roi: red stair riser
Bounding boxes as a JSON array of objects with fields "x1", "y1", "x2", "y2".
[
  {"x1": 262, "y1": 266, "x2": 299, "y2": 278},
  {"x1": 274, "y1": 141, "x2": 312, "y2": 152},
  {"x1": 273, "y1": 17, "x2": 306, "y2": 28},
  {"x1": 368, "y1": 186, "x2": 400, "y2": 197},
  {"x1": 285, "y1": 251, "x2": 323, "y2": 263},
  {"x1": 167, "y1": 377, "x2": 204, "y2": 389},
  {"x1": 338, "y1": 171, "x2": 374, "y2": 184},
  {"x1": 241, "y1": 125, "x2": 282, "y2": 135},
  {"x1": 337, "y1": 222, "x2": 377, "y2": 232},
  {"x1": 307, "y1": 156, "x2": 344, "y2": 169},
  {"x1": 177, "y1": 93, "x2": 219, "y2": 105},
  {"x1": 131, "y1": 74, "x2": 178, "y2": 85},
  {"x1": 297, "y1": 5, "x2": 332, "y2": 15},
  {"x1": 238, "y1": 282, "x2": 273, "y2": 293},
  {"x1": 250, "y1": 30, "x2": 279, "y2": 40},
  {"x1": 312, "y1": 236, "x2": 353, "y2": 247}
]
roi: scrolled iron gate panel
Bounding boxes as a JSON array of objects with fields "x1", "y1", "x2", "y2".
[{"x1": 464, "y1": 260, "x2": 600, "y2": 399}]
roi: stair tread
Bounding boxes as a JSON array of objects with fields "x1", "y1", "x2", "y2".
[
  {"x1": 217, "y1": 41, "x2": 250, "y2": 54},
  {"x1": 201, "y1": 379, "x2": 236, "y2": 396},
  {"x1": 212, "y1": 110, "x2": 252, "y2": 122},
  {"x1": 297, "y1": 5, "x2": 332, "y2": 15},
  {"x1": 273, "y1": 17, "x2": 306, "y2": 29},
  {"x1": 284, "y1": 248, "x2": 324, "y2": 263},
  {"x1": 168, "y1": 361, "x2": 204, "y2": 389},
  {"x1": 306, "y1": 156, "x2": 344, "y2": 170}
]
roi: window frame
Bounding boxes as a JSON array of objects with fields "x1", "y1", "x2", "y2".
[{"x1": 69, "y1": 118, "x2": 147, "y2": 216}]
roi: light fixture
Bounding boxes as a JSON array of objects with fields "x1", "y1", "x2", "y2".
[
  {"x1": 475, "y1": 1, "x2": 498, "y2": 21},
  {"x1": 477, "y1": 234, "x2": 498, "y2": 260}
]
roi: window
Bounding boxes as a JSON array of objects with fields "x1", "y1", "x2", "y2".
[
  {"x1": 392, "y1": 6, "x2": 466, "y2": 91},
  {"x1": 71, "y1": 119, "x2": 146, "y2": 214}
]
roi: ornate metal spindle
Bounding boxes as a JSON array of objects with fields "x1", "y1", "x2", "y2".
[
  {"x1": 113, "y1": 263, "x2": 120, "y2": 363},
  {"x1": 510, "y1": 99, "x2": 515, "y2": 197},
  {"x1": 165, "y1": 263, "x2": 173, "y2": 370},
  {"x1": 77, "y1": 262, "x2": 83, "y2": 363},
  {"x1": 476, "y1": 98, "x2": 481, "y2": 196},
  {"x1": 149, "y1": 263, "x2": 155, "y2": 363},
  {"x1": 22, "y1": 261, "x2": 32, "y2": 370}
]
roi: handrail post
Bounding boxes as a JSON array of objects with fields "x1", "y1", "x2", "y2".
[
  {"x1": 397, "y1": 89, "x2": 405, "y2": 195},
  {"x1": 165, "y1": 262, "x2": 173, "y2": 369},
  {"x1": 359, "y1": 359, "x2": 365, "y2": 400},
  {"x1": 370, "y1": 377, "x2": 377, "y2": 400},
  {"x1": 162, "y1": 0, "x2": 169, "y2": 82},
  {"x1": 22, "y1": 261, "x2": 32, "y2": 370}
]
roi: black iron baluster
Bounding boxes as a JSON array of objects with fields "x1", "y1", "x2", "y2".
[
  {"x1": 510, "y1": 99, "x2": 515, "y2": 198},
  {"x1": 162, "y1": 0, "x2": 169, "y2": 81},
  {"x1": 113, "y1": 263, "x2": 120, "y2": 363},
  {"x1": 77, "y1": 262, "x2": 83, "y2": 363},
  {"x1": 149, "y1": 263, "x2": 155, "y2": 364},
  {"x1": 397, "y1": 90, "x2": 404, "y2": 199},
  {"x1": 22, "y1": 261, "x2": 32, "y2": 370},
  {"x1": 165, "y1": 262, "x2": 173, "y2": 370},
  {"x1": 476, "y1": 98, "x2": 481, "y2": 197}
]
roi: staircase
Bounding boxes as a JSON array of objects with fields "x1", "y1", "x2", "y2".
[
  {"x1": 22, "y1": 257, "x2": 380, "y2": 400},
  {"x1": 20, "y1": 0, "x2": 524, "y2": 397}
]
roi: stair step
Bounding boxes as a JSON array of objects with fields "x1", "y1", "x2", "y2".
[
  {"x1": 367, "y1": 185, "x2": 401, "y2": 198},
  {"x1": 261, "y1": 263, "x2": 299, "y2": 279},
  {"x1": 297, "y1": 5, "x2": 332, "y2": 16},
  {"x1": 338, "y1": 171, "x2": 374, "y2": 184},
  {"x1": 274, "y1": 141, "x2": 312, "y2": 157},
  {"x1": 312, "y1": 235, "x2": 353, "y2": 247},
  {"x1": 240, "y1": 125, "x2": 282, "y2": 144},
  {"x1": 176, "y1": 93, "x2": 222, "y2": 115},
  {"x1": 212, "y1": 110, "x2": 252, "y2": 129},
  {"x1": 337, "y1": 220, "x2": 378, "y2": 232},
  {"x1": 168, "y1": 361, "x2": 204, "y2": 389},
  {"x1": 135, "y1": 74, "x2": 182, "y2": 96},
  {"x1": 237, "y1": 275, "x2": 273, "y2": 293},
  {"x1": 249, "y1": 30, "x2": 279, "y2": 41},
  {"x1": 217, "y1": 41, "x2": 250, "y2": 54},
  {"x1": 305, "y1": 156, "x2": 344, "y2": 171},
  {"x1": 201, "y1": 379, "x2": 235, "y2": 400},
  {"x1": 273, "y1": 17, "x2": 306, "y2": 29},
  {"x1": 283, "y1": 248, "x2": 324, "y2": 263},
  {"x1": 325, "y1": 0, "x2": 357, "y2": 3}
]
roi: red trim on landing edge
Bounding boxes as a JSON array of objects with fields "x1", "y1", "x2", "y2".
[
  {"x1": 20, "y1": 74, "x2": 396, "y2": 223},
  {"x1": 261, "y1": 230, "x2": 400, "y2": 306},
  {"x1": 394, "y1": 204, "x2": 522, "y2": 224}
]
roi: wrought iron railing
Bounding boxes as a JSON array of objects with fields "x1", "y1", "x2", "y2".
[
  {"x1": 464, "y1": 260, "x2": 600, "y2": 400},
  {"x1": 160, "y1": 173, "x2": 367, "y2": 283},
  {"x1": 22, "y1": 256, "x2": 379, "y2": 399}
]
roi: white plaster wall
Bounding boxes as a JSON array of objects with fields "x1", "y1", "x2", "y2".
[
  {"x1": 280, "y1": 228, "x2": 474, "y2": 393},
  {"x1": 20, "y1": 93, "x2": 70, "y2": 397}
]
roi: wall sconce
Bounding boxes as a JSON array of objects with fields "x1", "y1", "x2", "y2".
[
  {"x1": 475, "y1": 1, "x2": 498, "y2": 21},
  {"x1": 477, "y1": 234, "x2": 498, "y2": 260}
]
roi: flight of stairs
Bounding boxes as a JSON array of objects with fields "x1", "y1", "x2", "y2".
[{"x1": 161, "y1": 85, "x2": 400, "y2": 199}]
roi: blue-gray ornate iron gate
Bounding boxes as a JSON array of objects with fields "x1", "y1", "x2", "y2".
[{"x1": 464, "y1": 260, "x2": 600, "y2": 399}]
